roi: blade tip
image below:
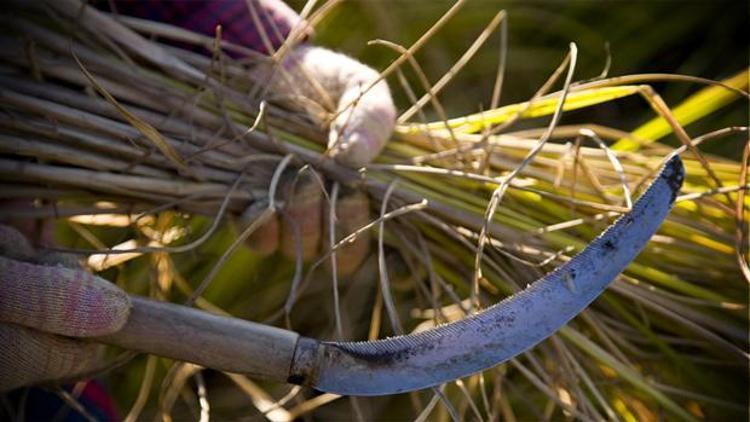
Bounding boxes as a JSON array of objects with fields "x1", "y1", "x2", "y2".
[{"x1": 662, "y1": 155, "x2": 685, "y2": 202}]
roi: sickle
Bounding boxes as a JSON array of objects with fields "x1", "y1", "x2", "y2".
[{"x1": 98, "y1": 155, "x2": 684, "y2": 396}]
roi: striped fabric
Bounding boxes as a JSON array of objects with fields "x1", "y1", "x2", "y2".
[{"x1": 107, "y1": 0, "x2": 306, "y2": 55}]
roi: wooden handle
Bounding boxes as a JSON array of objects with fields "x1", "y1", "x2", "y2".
[{"x1": 97, "y1": 296, "x2": 300, "y2": 382}]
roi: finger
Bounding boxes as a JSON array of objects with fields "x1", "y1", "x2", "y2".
[
  {"x1": 327, "y1": 189, "x2": 371, "y2": 277},
  {"x1": 243, "y1": 212, "x2": 280, "y2": 257},
  {"x1": 297, "y1": 46, "x2": 395, "y2": 167},
  {"x1": 0, "y1": 224, "x2": 36, "y2": 262},
  {"x1": 0, "y1": 200, "x2": 56, "y2": 247},
  {"x1": 327, "y1": 68, "x2": 396, "y2": 167},
  {"x1": 35, "y1": 250, "x2": 83, "y2": 269},
  {"x1": 0, "y1": 256, "x2": 130, "y2": 337},
  {"x1": 0, "y1": 323, "x2": 105, "y2": 392},
  {"x1": 267, "y1": 46, "x2": 396, "y2": 167},
  {"x1": 279, "y1": 175, "x2": 322, "y2": 262}
]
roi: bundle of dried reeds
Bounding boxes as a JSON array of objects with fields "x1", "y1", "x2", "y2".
[{"x1": 0, "y1": 1, "x2": 748, "y2": 420}]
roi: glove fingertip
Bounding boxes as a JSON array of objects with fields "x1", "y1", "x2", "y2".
[
  {"x1": 0, "y1": 258, "x2": 131, "y2": 337},
  {"x1": 243, "y1": 213, "x2": 281, "y2": 257},
  {"x1": 325, "y1": 190, "x2": 371, "y2": 277},
  {"x1": 328, "y1": 81, "x2": 396, "y2": 168},
  {"x1": 73, "y1": 276, "x2": 132, "y2": 336},
  {"x1": 279, "y1": 176, "x2": 323, "y2": 262}
]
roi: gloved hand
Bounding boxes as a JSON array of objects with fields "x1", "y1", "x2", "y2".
[
  {"x1": 108, "y1": 0, "x2": 396, "y2": 167},
  {"x1": 0, "y1": 225, "x2": 131, "y2": 392},
  {"x1": 260, "y1": 44, "x2": 396, "y2": 167},
  {"x1": 107, "y1": 0, "x2": 394, "y2": 273},
  {"x1": 231, "y1": 2, "x2": 392, "y2": 270}
]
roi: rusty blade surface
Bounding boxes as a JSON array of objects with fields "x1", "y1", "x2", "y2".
[{"x1": 298, "y1": 155, "x2": 684, "y2": 396}]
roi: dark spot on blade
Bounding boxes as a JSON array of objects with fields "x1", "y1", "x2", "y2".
[
  {"x1": 603, "y1": 239, "x2": 616, "y2": 251},
  {"x1": 493, "y1": 314, "x2": 516, "y2": 328},
  {"x1": 662, "y1": 156, "x2": 685, "y2": 202},
  {"x1": 330, "y1": 338, "x2": 439, "y2": 366}
]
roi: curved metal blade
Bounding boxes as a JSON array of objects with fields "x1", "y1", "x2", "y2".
[{"x1": 300, "y1": 155, "x2": 683, "y2": 396}]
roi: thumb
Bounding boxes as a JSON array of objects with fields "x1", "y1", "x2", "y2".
[
  {"x1": 0, "y1": 256, "x2": 131, "y2": 337},
  {"x1": 328, "y1": 64, "x2": 396, "y2": 168},
  {"x1": 269, "y1": 45, "x2": 396, "y2": 167}
]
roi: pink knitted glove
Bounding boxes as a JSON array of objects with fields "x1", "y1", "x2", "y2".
[
  {"x1": 262, "y1": 45, "x2": 396, "y2": 167},
  {"x1": 0, "y1": 225, "x2": 131, "y2": 391},
  {"x1": 107, "y1": 0, "x2": 396, "y2": 168}
]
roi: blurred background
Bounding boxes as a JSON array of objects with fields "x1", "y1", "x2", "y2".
[{"x1": 304, "y1": 0, "x2": 749, "y2": 158}]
